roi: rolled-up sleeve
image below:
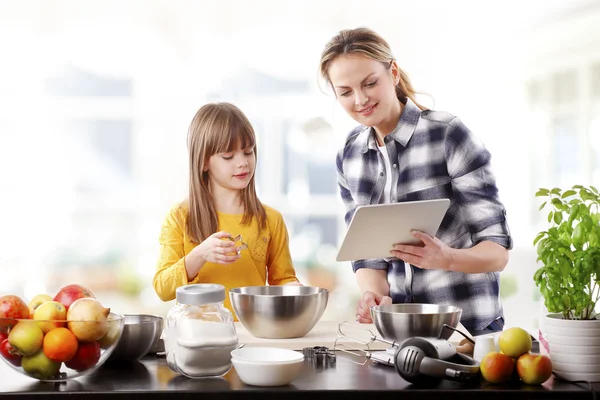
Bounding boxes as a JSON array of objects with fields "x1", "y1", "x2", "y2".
[{"x1": 445, "y1": 118, "x2": 513, "y2": 250}]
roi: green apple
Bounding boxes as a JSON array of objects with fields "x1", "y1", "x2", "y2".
[
  {"x1": 33, "y1": 301, "x2": 67, "y2": 333},
  {"x1": 22, "y1": 350, "x2": 61, "y2": 380},
  {"x1": 8, "y1": 320, "x2": 44, "y2": 355}
]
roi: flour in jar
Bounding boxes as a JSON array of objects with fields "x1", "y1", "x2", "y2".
[{"x1": 165, "y1": 319, "x2": 239, "y2": 378}]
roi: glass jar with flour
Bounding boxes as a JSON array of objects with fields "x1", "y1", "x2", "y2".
[{"x1": 164, "y1": 284, "x2": 238, "y2": 378}]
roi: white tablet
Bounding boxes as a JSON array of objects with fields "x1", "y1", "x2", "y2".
[{"x1": 336, "y1": 198, "x2": 451, "y2": 262}]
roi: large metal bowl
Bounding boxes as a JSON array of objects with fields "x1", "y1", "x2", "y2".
[
  {"x1": 370, "y1": 304, "x2": 462, "y2": 342},
  {"x1": 107, "y1": 314, "x2": 164, "y2": 363},
  {"x1": 229, "y1": 286, "x2": 328, "y2": 339}
]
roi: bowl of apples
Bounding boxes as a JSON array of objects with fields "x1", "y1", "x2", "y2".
[{"x1": 0, "y1": 284, "x2": 125, "y2": 382}]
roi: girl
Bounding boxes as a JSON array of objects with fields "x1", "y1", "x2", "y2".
[
  {"x1": 319, "y1": 27, "x2": 512, "y2": 335},
  {"x1": 153, "y1": 102, "x2": 300, "y2": 314}
]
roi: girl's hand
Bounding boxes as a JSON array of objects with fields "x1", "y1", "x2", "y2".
[
  {"x1": 283, "y1": 281, "x2": 303, "y2": 286},
  {"x1": 390, "y1": 230, "x2": 455, "y2": 270},
  {"x1": 194, "y1": 231, "x2": 241, "y2": 265}
]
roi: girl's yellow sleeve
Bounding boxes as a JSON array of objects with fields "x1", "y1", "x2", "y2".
[
  {"x1": 153, "y1": 206, "x2": 190, "y2": 301},
  {"x1": 266, "y1": 210, "x2": 300, "y2": 286}
]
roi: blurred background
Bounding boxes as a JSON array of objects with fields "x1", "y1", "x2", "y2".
[{"x1": 0, "y1": 0, "x2": 598, "y2": 333}]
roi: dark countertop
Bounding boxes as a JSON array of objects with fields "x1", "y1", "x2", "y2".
[{"x1": 0, "y1": 353, "x2": 597, "y2": 400}]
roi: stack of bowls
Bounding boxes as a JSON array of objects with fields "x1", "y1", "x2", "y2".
[
  {"x1": 544, "y1": 314, "x2": 600, "y2": 382},
  {"x1": 106, "y1": 314, "x2": 164, "y2": 363},
  {"x1": 229, "y1": 286, "x2": 328, "y2": 339},
  {"x1": 230, "y1": 347, "x2": 304, "y2": 386}
]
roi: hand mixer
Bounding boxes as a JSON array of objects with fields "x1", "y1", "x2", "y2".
[{"x1": 333, "y1": 322, "x2": 480, "y2": 385}]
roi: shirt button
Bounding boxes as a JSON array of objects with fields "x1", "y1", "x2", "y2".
[
  {"x1": 380, "y1": 172, "x2": 384, "y2": 176},
  {"x1": 393, "y1": 163, "x2": 397, "y2": 168}
]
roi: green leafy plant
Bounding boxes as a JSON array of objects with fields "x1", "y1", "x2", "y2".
[{"x1": 533, "y1": 185, "x2": 600, "y2": 320}]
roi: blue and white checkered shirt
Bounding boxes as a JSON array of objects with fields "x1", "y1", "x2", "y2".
[{"x1": 336, "y1": 98, "x2": 513, "y2": 332}]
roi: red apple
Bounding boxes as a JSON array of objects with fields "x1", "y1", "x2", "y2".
[
  {"x1": 53, "y1": 284, "x2": 95, "y2": 310},
  {"x1": 0, "y1": 295, "x2": 30, "y2": 331},
  {"x1": 517, "y1": 353, "x2": 553, "y2": 385},
  {"x1": 0, "y1": 338, "x2": 22, "y2": 366},
  {"x1": 65, "y1": 341, "x2": 100, "y2": 371},
  {"x1": 480, "y1": 351, "x2": 515, "y2": 384}
]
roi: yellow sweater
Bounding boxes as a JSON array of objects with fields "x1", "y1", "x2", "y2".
[{"x1": 153, "y1": 202, "x2": 299, "y2": 314}]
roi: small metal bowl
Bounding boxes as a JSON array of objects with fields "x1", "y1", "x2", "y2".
[
  {"x1": 370, "y1": 304, "x2": 462, "y2": 342},
  {"x1": 106, "y1": 314, "x2": 163, "y2": 363}
]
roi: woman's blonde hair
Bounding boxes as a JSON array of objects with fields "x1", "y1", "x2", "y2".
[
  {"x1": 319, "y1": 27, "x2": 427, "y2": 110},
  {"x1": 186, "y1": 102, "x2": 266, "y2": 244}
]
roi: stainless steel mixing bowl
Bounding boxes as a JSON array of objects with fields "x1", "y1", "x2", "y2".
[
  {"x1": 107, "y1": 314, "x2": 164, "y2": 362},
  {"x1": 229, "y1": 286, "x2": 329, "y2": 339},
  {"x1": 370, "y1": 304, "x2": 462, "y2": 342}
]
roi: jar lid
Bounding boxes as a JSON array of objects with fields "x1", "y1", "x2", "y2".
[{"x1": 176, "y1": 284, "x2": 225, "y2": 305}]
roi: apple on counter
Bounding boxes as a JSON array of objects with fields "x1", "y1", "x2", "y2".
[{"x1": 479, "y1": 326, "x2": 552, "y2": 386}]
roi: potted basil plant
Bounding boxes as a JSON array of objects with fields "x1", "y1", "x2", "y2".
[{"x1": 533, "y1": 185, "x2": 600, "y2": 382}]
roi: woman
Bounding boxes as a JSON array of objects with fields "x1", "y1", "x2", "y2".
[{"x1": 319, "y1": 27, "x2": 512, "y2": 335}]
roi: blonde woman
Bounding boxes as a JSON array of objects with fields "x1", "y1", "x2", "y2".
[
  {"x1": 153, "y1": 103, "x2": 300, "y2": 314},
  {"x1": 319, "y1": 27, "x2": 512, "y2": 336}
]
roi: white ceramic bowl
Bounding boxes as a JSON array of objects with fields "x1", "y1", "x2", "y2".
[
  {"x1": 230, "y1": 347, "x2": 304, "y2": 386},
  {"x1": 553, "y1": 361, "x2": 600, "y2": 373},
  {"x1": 552, "y1": 371, "x2": 600, "y2": 382},
  {"x1": 550, "y1": 352, "x2": 600, "y2": 364},
  {"x1": 546, "y1": 333, "x2": 600, "y2": 346},
  {"x1": 548, "y1": 343, "x2": 600, "y2": 355},
  {"x1": 231, "y1": 347, "x2": 304, "y2": 364},
  {"x1": 231, "y1": 357, "x2": 303, "y2": 386}
]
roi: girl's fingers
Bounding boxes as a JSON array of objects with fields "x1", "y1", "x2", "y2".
[{"x1": 212, "y1": 231, "x2": 233, "y2": 239}]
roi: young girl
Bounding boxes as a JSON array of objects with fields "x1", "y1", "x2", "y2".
[
  {"x1": 319, "y1": 27, "x2": 512, "y2": 335},
  {"x1": 153, "y1": 102, "x2": 300, "y2": 314}
]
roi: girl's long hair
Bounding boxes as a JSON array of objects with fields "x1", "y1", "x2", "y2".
[
  {"x1": 186, "y1": 102, "x2": 266, "y2": 244},
  {"x1": 319, "y1": 27, "x2": 428, "y2": 110}
]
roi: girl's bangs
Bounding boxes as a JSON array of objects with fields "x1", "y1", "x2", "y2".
[{"x1": 217, "y1": 119, "x2": 255, "y2": 154}]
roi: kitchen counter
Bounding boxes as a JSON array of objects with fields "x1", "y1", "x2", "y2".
[{"x1": 0, "y1": 353, "x2": 597, "y2": 400}]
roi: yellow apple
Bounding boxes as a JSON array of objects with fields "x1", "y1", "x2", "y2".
[
  {"x1": 8, "y1": 320, "x2": 44, "y2": 356},
  {"x1": 27, "y1": 294, "x2": 53, "y2": 315},
  {"x1": 33, "y1": 301, "x2": 67, "y2": 333},
  {"x1": 498, "y1": 327, "x2": 532, "y2": 358}
]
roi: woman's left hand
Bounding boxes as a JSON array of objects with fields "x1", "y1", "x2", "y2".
[{"x1": 390, "y1": 230, "x2": 455, "y2": 270}]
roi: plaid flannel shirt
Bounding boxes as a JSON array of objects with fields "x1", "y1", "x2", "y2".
[{"x1": 336, "y1": 98, "x2": 513, "y2": 332}]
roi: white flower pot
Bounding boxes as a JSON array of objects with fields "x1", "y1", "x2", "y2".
[{"x1": 544, "y1": 313, "x2": 600, "y2": 382}]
